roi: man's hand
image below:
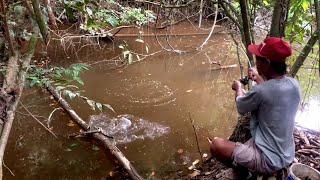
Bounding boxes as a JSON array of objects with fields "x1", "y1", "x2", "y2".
[
  {"x1": 248, "y1": 68, "x2": 264, "y2": 84},
  {"x1": 232, "y1": 80, "x2": 245, "y2": 99},
  {"x1": 232, "y1": 80, "x2": 242, "y2": 91}
]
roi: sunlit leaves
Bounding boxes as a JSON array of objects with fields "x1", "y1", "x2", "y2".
[
  {"x1": 301, "y1": 1, "x2": 310, "y2": 11},
  {"x1": 286, "y1": 0, "x2": 313, "y2": 42}
]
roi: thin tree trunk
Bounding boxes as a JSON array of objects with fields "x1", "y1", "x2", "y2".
[
  {"x1": 43, "y1": 0, "x2": 57, "y2": 28},
  {"x1": 239, "y1": 0, "x2": 254, "y2": 65},
  {"x1": 0, "y1": 37, "x2": 37, "y2": 180},
  {"x1": 46, "y1": 84, "x2": 144, "y2": 180},
  {"x1": 269, "y1": 0, "x2": 290, "y2": 37},
  {"x1": 198, "y1": 0, "x2": 204, "y2": 28},
  {"x1": 31, "y1": 0, "x2": 49, "y2": 43},
  {"x1": 314, "y1": 0, "x2": 320, "y2": 76},
  {"x1": 290, "y1": 29, "x2": 319, "y2": 77},
  {"x1": 218, "y1": 0, "x2": 242, "y2": 31},
  {"x1": 0, "y1": 0, "x2": 15, "y2": 56}
]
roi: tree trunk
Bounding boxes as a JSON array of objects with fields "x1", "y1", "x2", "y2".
[
  {"x1": 31, "y1": 0, "x2": 49, "y2": 43},
  {"x1": 0, "y1": 0, "x2": 15, "y2": 56},
  {"x1": 290, "y1": 29, "x2": 319, "y2": 77},
  {"x1": 0, "y1": 37, "x2": 37, "y2": 180},
  {"x1": 314, "y1": 0, "x2": 320, "y2": 76},
  {"x1": 239, "y1": 0, "x2": 254, "y2": 65},
  {"x1": 43, "y1": 0, "x2": 57, "y2": 28},
  {"x1": 269, "y1": 0, "x2": 290, "y2": 37}
]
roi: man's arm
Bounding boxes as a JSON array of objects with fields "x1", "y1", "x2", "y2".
[{"x1": 232, "y1": 80, "x2": 261, "y2": 115}]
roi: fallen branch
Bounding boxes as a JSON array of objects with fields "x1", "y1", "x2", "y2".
[
  {"x1": 197, "y1": 2, "x2": 219, "y2": 50},
  {"x1": 45, "y1": 83, "x2": 143, "y2": 180},
  {"x1": 210, "y1": 64, "x2": 237, "y2": 70},
  {"x1": 46, "y1": 107, "x2": 62, "y2": 127},
  {"x1": 189, "y1": 112, "x2": 202, "y2": 163}
]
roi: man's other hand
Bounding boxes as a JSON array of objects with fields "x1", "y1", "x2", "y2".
[
  {"x1": 248, "y1": 68, "x2": 264, "y2": 84},
  {"x1": 232, "y1": 80, "x2": 242, "y2": 91}
]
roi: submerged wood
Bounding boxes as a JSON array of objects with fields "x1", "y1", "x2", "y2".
[{"x1": 45, "y1": 84, "x2": 143, "y2": 180}]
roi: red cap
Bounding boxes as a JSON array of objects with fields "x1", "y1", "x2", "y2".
[{"x1": 248, "y1": 37, "x2": 292, "y2": 62}]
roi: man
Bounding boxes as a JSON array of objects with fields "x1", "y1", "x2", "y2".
[{"x1": 209, "y1": 37, "x2": 301, "y2": 174}]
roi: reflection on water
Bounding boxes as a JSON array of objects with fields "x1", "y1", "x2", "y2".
[
  {"x1": 89, "y1": 114, "x2": 170, "y2": 144},
  {"x1": 105, "y1": 78, "x2": 176, "y2": 107},
  {"x1": 296, "y1": 97, "x2": 320, "y2": 131}
]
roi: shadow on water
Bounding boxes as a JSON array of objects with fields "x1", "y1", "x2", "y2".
[{"x1": 4, "y1": 24, "x2": 248, "y2": 179}]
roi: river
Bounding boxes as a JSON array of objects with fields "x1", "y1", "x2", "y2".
[{"x1": 3, "y1": 23, "x2": 320, "y2": 179}]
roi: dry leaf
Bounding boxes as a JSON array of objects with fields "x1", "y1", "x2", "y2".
[
  {"x1": 189, "y1": 170, "x2": 200, "y2": 178},
  {"x1": 177, "y1": 148, "x2": 184, "y2": 154},
  {"x1": 202, "y1": 153, "x2": 208, "y2": 158},
  {"x1": 188, "y1": 165, "x2": 195, "y2": 170},
  {"x1": 67, "y1": 121, "x2": 75, "y2": 127},
  {"x1": 186, "y1": 90, "x2": 192, "y2": 93},
  {"x1": 192, "y1": 159, "x2": 200, "y2": 166}
]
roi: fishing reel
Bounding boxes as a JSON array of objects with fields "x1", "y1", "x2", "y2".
[{"x1": 240, "y1": 76, "x2": 250, "y2": 85}]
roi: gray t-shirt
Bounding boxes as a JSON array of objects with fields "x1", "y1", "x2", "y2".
[{"x1": 236, "y1": 76, "x2": 301, "y2": 170}]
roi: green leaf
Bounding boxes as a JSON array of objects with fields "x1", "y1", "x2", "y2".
[
  {"x1": 87, "y1": 100, "x2": 96, "y2": 110},
  {"x1": 96, "y1": 102, "x2": 103, "y2": 111},
  {"x1": 103, "y1": 104, "x2": 115, "y2": 112},
  {"x1": 56, "y1": 86, "x2": 66, "y2": 91},
  {"x1": 107, "y1": 16, "x2": 119, "y2": 27},
  {"x1": 301, "y1": 1, "x2": 309, "y2": 11},
  {"x1": 63, "y1": 90, "x2": 77, "y2": 99}
]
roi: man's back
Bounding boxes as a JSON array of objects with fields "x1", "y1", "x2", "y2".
[{"x1": 236, "y1": 76, "x2": 301, "y2": 170}]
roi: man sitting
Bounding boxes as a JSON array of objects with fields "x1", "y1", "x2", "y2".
[{"x1": 210, "y1": 37, "x2": 301, "y2": 174}]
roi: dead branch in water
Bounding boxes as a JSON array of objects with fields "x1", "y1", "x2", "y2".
[
  {"x1": 46, "y1": 107, "x2": 62, "y2": 128},
  {"x1": 188, "y1": 112, "x2": 203, "y2": 163},
  {"x1": 197, "y1": 3, "x2": 219, "y2": 50},
  {"x1": 45, "y1": 83, "x2": 143, "y2": 180}
]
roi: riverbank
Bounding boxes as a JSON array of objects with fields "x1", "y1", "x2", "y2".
[{"x1": 180, "y1": 124, "x2": 320, "y2": 179}]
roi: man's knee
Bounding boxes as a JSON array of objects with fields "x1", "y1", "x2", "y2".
[{"x1": 210, "y1": 137, "x2": 225, "y2": 154}]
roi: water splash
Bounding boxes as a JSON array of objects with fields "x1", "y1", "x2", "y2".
[{"x1": 89, "y1": 114, "x2": 170, "y2": 144}]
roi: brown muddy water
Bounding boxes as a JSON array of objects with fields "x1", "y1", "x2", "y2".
[{"x1": 3, "y1": 24, "x2": 319, "y2": 179}]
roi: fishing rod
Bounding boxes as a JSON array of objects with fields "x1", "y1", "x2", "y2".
[{"x1": 238, "y1": 45, "x2": 253, "y2": 86}]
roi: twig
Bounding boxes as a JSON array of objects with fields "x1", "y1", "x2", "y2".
[
  {"x1": 197, "y1": 2, "x2": 218, "y2": 50},
  {"x1": 229, "y1": 32, "x2": 244, "y2": 78},
  {"x1": 19, "y1": 102, "x2": 58, "y2": 138},
  {"x1": 47, "y1": 107, "x2": 62, "y2": 128},
  {"x1": 188, "y1": 112, "x2": 203, "y2": 163},
  {"x1": 2, "y1": 162, "x2": 14, "y2": 177}
]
